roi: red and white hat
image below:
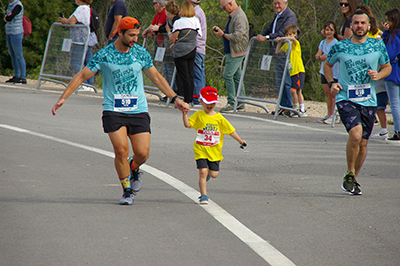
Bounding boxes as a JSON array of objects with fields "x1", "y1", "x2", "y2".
[{"x1": 200, "y1": 86, "x2": 220, "y2": 104}]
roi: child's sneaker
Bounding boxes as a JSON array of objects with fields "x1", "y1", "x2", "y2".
[
  {"x1": 198, "y1": 194, "x2": 209, "y2": 204},
  {"x1": 372, "y1": 128, "x2": 389, "y2": 139},
  {"x1": 299, "y1": 110, "x2": 308, "y2": 117},
  {"x1": 119, "y1": 189, "x2": 134, "y2": 205},
  {"x1": 206, "y1": 174, "x2": 211, "y2": 182}
]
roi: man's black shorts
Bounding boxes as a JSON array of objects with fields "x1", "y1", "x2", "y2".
[{"x1": 102, "y1": 111, "x2": 151, "y2": 134}]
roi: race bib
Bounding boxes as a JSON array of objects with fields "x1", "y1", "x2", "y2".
[
  {"x1": 347, "y1": 84, "x2": 371, "y2": 102},
  {"x1": 114, "y1": 94, "x2": 138, "y2": 112},
  {"x1": 196, "y1": 130, "x2": 220, "y2": 147}
]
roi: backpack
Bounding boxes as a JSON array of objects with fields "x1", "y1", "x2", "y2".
[
  {"x1": 90, "y1": 8, "x2": 99, "y2": 32},
  {"x1": 23, "y1": 15, "x2": 32, "y2": 38}
]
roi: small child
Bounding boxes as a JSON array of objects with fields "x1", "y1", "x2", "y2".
[
  {"x1": 315, "y1": 21, "x2": 340, "y2": 124},
  {"x1": 275, "y1": 24, "x2": 307, "y2": 117},
  {"x1": 182, "y1": 86, "x2": 246, "y2": 204}
]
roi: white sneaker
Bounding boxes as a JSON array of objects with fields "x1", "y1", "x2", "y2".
[
  {"x1": 324, "y1": 115, "x2": 340, "y2": 124},
  {"x1": 299, "y1": 110, "x2": 308, "y2": 117},
  {"x1": 78, "y1": 85, "x2": 94, "y2": 92},
  {"x1": 372, "y1": 129, "x2": 389, "y2": 139},
  {"x1": 317, "y1": 114, "x2": 330, "y2": 123}
]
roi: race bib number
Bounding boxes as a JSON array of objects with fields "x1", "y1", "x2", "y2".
[
  {"x1": 347, "y1": 84, "x2": 371, "y2": 102},
  {"x1": 196, "y1": 130, "x2": 220, "y2": 147},
  {"x1": 114, "y1": 94, "x2": 138, "y2": 112}
]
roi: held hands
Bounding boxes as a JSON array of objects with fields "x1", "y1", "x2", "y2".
[{"x1": 174, "y1": 98, "x2": 190, "y2": 114}]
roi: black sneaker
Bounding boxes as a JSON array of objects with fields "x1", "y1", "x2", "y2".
[
  {"x1": 386, "y1": 132, "x2": 400, "y2": 145},
  {"x1": 14, "y1": 78, "x2": 27, "y2": 84},
  {"x1": 5, "y1": 76, "x2": 17, "y2": 83},
  {"x1": 341, "y1": 172, "x2": 355, "y2": 193},
  {"x1": 129, "y1": 157, "x2": 143, "y2": 192},
  {"x1": 349, "y1": 181, "x2": 362, "y2": 196}
]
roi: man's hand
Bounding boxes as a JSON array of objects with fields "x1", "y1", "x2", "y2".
[
  {"x1": 256, "y1": 34, "x2": 268, "y2": 42},
  {"x1": 174, "y1": 98, "x2": 190, "y2": 113},
  {"x1": 331, "y1": 83, "x2": 343, "y2": 96},
  {"x1": 52, "y1": 98, "x2": 65, "y2": 115}
]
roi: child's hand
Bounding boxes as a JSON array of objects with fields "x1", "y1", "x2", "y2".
[{"x1": 239, "y1": 140, "x2": 247, "y2": 149}]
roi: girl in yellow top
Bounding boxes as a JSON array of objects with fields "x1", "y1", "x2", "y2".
[
  {"x1": 182, "y1": 86, "x2": 246, "y2": 204},
  {"x1": 275, "y1": 24, "x2": 307, "y2": 117}
]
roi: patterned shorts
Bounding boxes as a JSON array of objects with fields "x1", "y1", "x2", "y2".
[{"x1": 336, "y1": 100, "x2": 377, "y2": 140}]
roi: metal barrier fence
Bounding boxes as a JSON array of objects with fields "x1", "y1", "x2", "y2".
[
  {"x1": 37, "y1": 23, "x2": 97, "y2": 93},
  {"x1": 234, "y1": 37, "x2": 297, "y2": 120},
  {"x1": 142, "y1": 33, "x2": 177, "y2": 104}
]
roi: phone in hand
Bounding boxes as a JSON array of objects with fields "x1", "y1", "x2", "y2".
[
  {"x1": 213, "y1": 28, "x2": 218, "y2": 32},
  {"x1": 58, "y1": 11, "x2": 63, "y2": 18}
]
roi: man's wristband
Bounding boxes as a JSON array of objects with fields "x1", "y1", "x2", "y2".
[
  {"x1": 222, "y1": 33, "x2": 226, "y2": 39},
  {"x1": 328, "y1": 81, "x2": 335, "y2": 88},
  {"x1": 171, "y1": 95, "x2": 178, "y2": 102}
]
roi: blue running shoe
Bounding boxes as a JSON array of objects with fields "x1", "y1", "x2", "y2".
[
  {"x1": 206, "y1": 174, "x2": 211, "y2": 182},
  {"x1": 129, "y1": 157, "x2": 143, "y2": 192},
  {"x1": 119, "y1": 189, "x2": 134, "y2": 205},
  {"x1": 198, "y1": 194, "x2": 209, "y2": 204}
]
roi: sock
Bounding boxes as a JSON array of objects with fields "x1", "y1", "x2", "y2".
[
  {"x1": 299, "y1": 104, "x2": 305, "y2": 112},
  {"x1": 120, "y1": 175, "x2": 131, "y2": 190},
  {"x1": 130, "y1": 159, "x2": 140, "y2": 172},
  {"x1": 293, "y1": 103, "x2": 299, "y2": 110}
]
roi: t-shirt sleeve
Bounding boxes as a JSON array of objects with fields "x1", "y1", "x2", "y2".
[
  {"x1": 326, "y1": 43, "x2": 339, "y2": 64},
  {"x1": 378, "y1": 41, "x2": 390, "y2": 65},
  {"x1": 114, "y1": 2, "x2": 126, "y2": 16},
  {"x1": 219, "y1": 116, "x2": 235, "y2": 135}
]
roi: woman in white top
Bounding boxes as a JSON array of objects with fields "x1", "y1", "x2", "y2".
[{"x1": 59, "y1": 0, "x2": 98, "y2": 85}]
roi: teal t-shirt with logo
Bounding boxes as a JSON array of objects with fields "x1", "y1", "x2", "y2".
[
  {"x1": 87, "y1": 43, "x2": 153, "y2": 113},
  {"x1": 327, "y1": 37, "x2": 389, "y2": 106}
]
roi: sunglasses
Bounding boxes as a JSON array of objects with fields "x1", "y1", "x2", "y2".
[
  {"x1": 133, "y1": 23, "x2": 141, "y2": 29},
  {"x1": 339, "y1": 2, "x2": 349, "y2": 7},
  {"x1": 152, "y1": 2, "x2": 158, "y2": 5}
]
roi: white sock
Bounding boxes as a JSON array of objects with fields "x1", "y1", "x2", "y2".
[{"x1": 299, "y1": 104, "x2": 305, "y2": 112}]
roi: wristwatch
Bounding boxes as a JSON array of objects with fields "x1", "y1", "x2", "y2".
[
  {"x1": 265, "y1": 35, "x2": 270, "y2": 40},
  {"x1": 328, "y1": 81, "x2": 335, "y2": 88}
]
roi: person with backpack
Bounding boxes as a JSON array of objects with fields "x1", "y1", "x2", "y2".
[
  {"x1": 4, "y1": 0, "x2": 27, "y2": 84},
  {"x1": 58, "y1": 0, "x2": 98, "y2": 88}
]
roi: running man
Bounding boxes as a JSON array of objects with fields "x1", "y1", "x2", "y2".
[
  {"x1": 324, "y1": 10, "x2": 391, "y2": 195},
  {"x1": 52, "y1": 17, "x2": 190, "y2": 205}
]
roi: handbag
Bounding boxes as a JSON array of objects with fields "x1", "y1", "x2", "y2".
[
  {"x1": 169, "y1": 30, "x2": 191, "y2": 53},
  {"x1": 22, "y1": 15, "x2": 32, "y2": 38}
]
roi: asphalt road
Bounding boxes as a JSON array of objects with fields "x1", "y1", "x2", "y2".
[{"x1": 1, "y1": 83, "x2": 399, "y2": 266}]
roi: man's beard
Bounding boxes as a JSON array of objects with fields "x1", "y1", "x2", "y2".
[{"x1": 352, "y1": 28, "x2": 368, "y2": 38}]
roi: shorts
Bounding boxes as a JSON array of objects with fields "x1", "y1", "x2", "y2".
[
  {"x1": 196, "y1": 159, "x2": 220, "y2": 171},
  {"x1": 376, "y1": 92, "x2": 388, "y2": 110},
  {"x1": 291, "y1": 72, "x2": 305, "y2": 90},
  {"x1": 102, "y1": 111, "x2": 151, "y2": 134},
  {"x1": 336, "y1": 100, "x2": 376, "y2": 140},
  {"x1": 320, "y1": 74, "x2": 338, "y2": 84}
]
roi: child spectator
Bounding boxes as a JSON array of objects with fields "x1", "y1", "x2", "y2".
[
  {"x1": 182, "y1": 86, "x2": 246, "y2": 204},
  {"x1": 315, "y1": 21, "x2": 340, "y2": 124},
  {"x1": 275, "y1": 24, "x2": 307, "y2": 117}
]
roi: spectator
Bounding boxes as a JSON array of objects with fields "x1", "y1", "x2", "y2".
[
  {"x1": 58, "y1": 0, "x2": 98, "y2": 88},
  {"x1": 275, "y1": 24, "x2": 307, "y2": 117},
  {"x1": 213, "y1": 0, "x2": 249, "y2": 113},
  {"x1": 4, "y1": 0, "x2": 26, "y2": 84},
  {"x1": 256, "y1": 0, "x2": 297, "y2": 112},
  {"x1": 105, "y1": 0, "x2": 128, "y2": 44},
  {"x1": 315, "y1": 21, "x2": 340, "y2": 124},
  {"x1": 167, "y1": 1, "x2": 201, "y2": 104},
  {"x1": 337, "y1": 0, "x2": 357, "y2": 40},
  {"x1": 142, "y1": 0, "x2": 167, "y2": 47},
  {"x1": 190, "y1": 0, "x2": 207, "y2": 107},
  {"x1": 382, "y1": 8, "x2": 400, "y2": 143}
]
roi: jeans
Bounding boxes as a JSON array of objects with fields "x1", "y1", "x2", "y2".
[
  {"x1": 163, "y1": 63, "x2": 177, "y2": 92},
  {"x1": 223, "y1": 54, "x2": 246, "y2": 106},
  {"x1": 6, "y1": 33, "x2": 26, "y2": 79},
  {"x1": 385, "y1": 81, "x2": 400, "y2": 132},
  {"x1": 193, "y1": 53, "x2": 206, "y2": 105},
  {"x1": 274, "y1": 55, "x2": 292, "y2": 108},
  {"x1": 70, "y1": 44, "x2": 85, "y2": 74},
  {"x1": 174, "y1": 49, "x2": 196, "y2": 103},
  {"x1": 84, "y1": 46, "x2": 94, "y2": 85}
]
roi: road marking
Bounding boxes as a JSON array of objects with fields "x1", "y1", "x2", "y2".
[{"x1": 0, "y1": 123, "x2": 296, "y2": 266}]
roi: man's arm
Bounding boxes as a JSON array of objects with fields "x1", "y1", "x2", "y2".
[
  {"x1": 52, "y1": 67, "x2": 95, "y2": 115},
  {"x1": 324, "y1": 61, "x2": 342, "y2": 96},
  {"x1": 109, "y1": 15, "x2": 122, "y2": 40},
  {"x1": 143, "y1": 66, "x2": 190, "y2": 113}
]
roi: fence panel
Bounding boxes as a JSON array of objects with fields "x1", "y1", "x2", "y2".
[
  {"x1": 142, "y1": 33, "x2": 177, "y2": 103},
  {"x1": 235, "y1": 38, "x2": 297, "y2": 119},
  {"x1": 37, "y1": 23, "x2": 96, "y2": 93}
]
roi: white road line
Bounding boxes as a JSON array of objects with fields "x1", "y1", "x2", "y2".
[{"x1": 0, "y1": 123, "x2": 296, "y2": 266}]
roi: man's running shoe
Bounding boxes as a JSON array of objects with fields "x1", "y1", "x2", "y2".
[
  {"x1": 372, "y1": 128, "x2": 389, "y2": 139},
  {"x1": 119, "y1": 189, "x2": 134, "y2": 205},
  {"x1": 198, "y1": 194, "x2": 209, "y2": 204},
  {"x1": 386, "y1": 132, "x2": 400, "y2": 145},
  {"x1": 349, "y1": 181, "x2": 362, "y2": 196},
  {"x1": 341, "y1": 172, "x2": 355, "y2": 193},
  {"x1": 324, "y1": 115, "x2": 340, "y2": 124},
  {"x1": 129, "y1": 158, "x2": 143, "y2": 192}
]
